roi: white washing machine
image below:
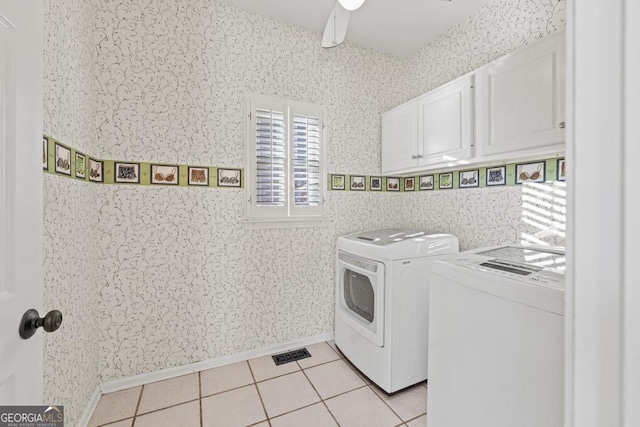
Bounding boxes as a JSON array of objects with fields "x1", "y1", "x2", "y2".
[
  {"x1": 427, "y1": 245, "x2": 565, "y2": 427},
  {"x1": 335, "y1": 228, "x2": 459, "y2": 393}
]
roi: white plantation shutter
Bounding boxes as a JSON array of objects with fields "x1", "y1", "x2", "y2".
[
  {"x1": 256, "y1": 109, "x2": 286, "y2": 206},
  {"x1": 292, "y1": 114, "x2": 321, "y2": 206},
  {"x1": 247, "y1": 95, "x2": 326, "y2": 223}
]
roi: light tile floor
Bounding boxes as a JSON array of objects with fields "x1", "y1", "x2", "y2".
[{"x1": 88, "y1": 341, "x2": 428, "y2": 427}]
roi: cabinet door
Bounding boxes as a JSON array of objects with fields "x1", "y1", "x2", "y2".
[
  {"x1": 476, "y1": 32, "x2": 565, "y2": 157},
  {"x1": 382, "y1": 100, "x2": 418, "y2": 173},
  {"x1": 417, "y1": 75, "x2": 474, "y2": 167}
]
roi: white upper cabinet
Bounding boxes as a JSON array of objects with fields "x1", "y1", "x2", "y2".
[
  {"x1": 381, "y1": 31, "x2": 565, "y2": 174},
  {"x1": 381, "y1": 75, "x2": 473, "y2": 174},
  {"x1": 475, "y1": 32, "x2": 565, "y2": 158},
  {"x1": 417, "y1": 74, "x2": 474, "y2": 167},
  {"x1": 382, "y1": 100, "x2": 418, "y2": 173}
]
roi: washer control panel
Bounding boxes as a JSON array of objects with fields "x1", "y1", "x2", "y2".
[{"x1": 447, "y1": 246, "x2": 565, "y2": 290}]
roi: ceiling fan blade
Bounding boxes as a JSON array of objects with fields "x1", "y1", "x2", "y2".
[{"x1": 321, "y1": 2, "x2": 350, "y2": 49}]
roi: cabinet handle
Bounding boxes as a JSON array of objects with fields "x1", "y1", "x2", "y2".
[
  {"x1": 416, "y1": 154, "x2": 423, "y2": 159},
  {"x1": 411, "y1": 155, "x2": 417, "y2": 159},
  {"x1": 559, "y1": 121, "x2": 566, "y2": 129}
]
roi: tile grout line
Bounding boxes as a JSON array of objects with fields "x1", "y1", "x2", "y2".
[
  {"x1": 131, "y1": 385, "x2": 144, "y2": 426},
  {"x1": 126, "y1": 380, "x2": 397, "y2": 426},
  {"x1": 405, "y1": 413, "x2": 428, "y2": 424},
  {"x1": 253, "y1": 342, "x2": 374, "y2": 425},
  {"x1": 97, "y1": 417, "x2": 136, "y2": 427},
  {"x1": 298, "y1": 361, "x2": 326, "y2": 406},
  {"x1": 295, "y1": 343, "x2": 343, "y2": 370},
  {"x1": 253, "y1": 368, "x2": 302, "y2": 385},
  {"x1": 254, "y1": 352, "x2": 368, "y2": 425},
  {"x1": 336, "y1": 349, "x2": 372, "y2": 386},
  {"x1": 200, "y1": 381, "x2": 256, "y2": 400},
  {"x1": 297, "y1": 357, "x2": 342, "y2": 373},
  {"x1": 300, "y1": 361, "x2": 344, "y2": 427},
  {"x1": 247, "y1": 360, "x2": 270, "y2": 425},
  {"x1": 95, "y1": 388, "x2": 146, "y2": 427},
  {"x1": 259, "y1": 369, "x2": 322, "y2": 423},
  {"x1": 97, "y1": 415, "x2": 135, "y2": 427},
  {"x1": 321, "y1": 383, "x2": 369, "y2": 402},
  {"x1": 102, "y1": 343, "x2": 343, "y2": 422},
  {"x1": 131, "y1": 397, "x2": 200, "y2": 419},
  {"x1": 199, "y1": 371, "x2": 203, "y2": 427},
  {"x1": 367, "y1": 383, "x2": 413, "y2": 425},
  {"x1": 265, "y1": 380, "x2": 372, "y2": 425},
  {"x1": 250, "y1": 355, "x2": 340, "y2": 386},
  {"x1": 121, "y1": 345, "x2": 343, "y2": 418},
  {"x1": 113, "y1": 342, "x2": 422, "y2": 426},
  {"x1": 321, "y1": 399, "x2": 342, "y2": 427},
  {"x1": 320, "y1": 383, "x2": 370, "y2": 426},
  {"x1": 267, "y1": 401, "x2": 328, "y2": 425},
  {"x1": 335, "y1": 342, "x2": 423, "y2": 425},
  {"x1": 322, "y1": 341, "x2": 341, "y2": 357},
  {"x1": 98, "y1": 417, "x2": 138, "y2": 427}
]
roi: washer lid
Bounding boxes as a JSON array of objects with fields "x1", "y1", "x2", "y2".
[
  {"x1": 437, "y1": 245, "x2": 565, "y2": 295},
  {"x1": 342, "y1": 228, "x2": 429, "y2": 246},
  {"x1": 476, "y1": 246, "x2": 566, "y2": 276}
]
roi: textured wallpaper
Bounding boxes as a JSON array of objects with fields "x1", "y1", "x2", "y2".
[
  {"x1": 42, "y1": 0, "x2": 568, "y2": 417},
  {"x1": 90, "y1": 0, "x2": 566, "y2": 382},
  {"x1": 91, "y1": 0, "x2": 410, "y2": 381},
  {"x1": 92, "y1": 0, "x2": 409, "y2": 173},
  {"x1": 95, "y1": 188, "x2": 405, "y2": 379},
  {"x1": 42, "y1": 178, "x2": 99, "y2": 427},
  {"x1": 43, "y1": 0, "x2": 99, "y2": 426},
  {"x1": 44, "y1": 0, "x2": 97, "y2": 154},
  {"x1": 407, "y1": 0, "x2": 566, "y2": 98},
  {"x1": 403, "y1": 183, "x2": 566, "y2": 250}
]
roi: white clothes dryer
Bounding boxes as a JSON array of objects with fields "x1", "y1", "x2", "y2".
[
  {"x1": 427, "y1": 245, "x2": 565, "y2": 427},
  {"x1": 335, "y1": 229, "x2": 459, "y2": 393}
]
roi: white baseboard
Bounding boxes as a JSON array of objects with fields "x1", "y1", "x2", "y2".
[
  {"x1": 99, "y1": 331, "x2": 334, "y2": 394},
  {"x1": 77, "y1": 385, "x2": 101, "y2": 427}
]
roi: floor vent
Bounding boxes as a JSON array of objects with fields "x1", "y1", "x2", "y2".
[{"x1": 272, "y1": 348, "x2": 311, "y2": 366}]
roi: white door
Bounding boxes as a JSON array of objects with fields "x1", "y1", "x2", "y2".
[
  {"x1": 381, "y1": 100, "x2": 418, "y2": 173},
  {"x1": 0, "y1": 1, "x2": 44, "y2": 404},
  {"x1": 475, "y1": 32, "x2": 565, "y2": 158},
  {"x1": 417, "y1": 74, "x2": 474, "y2": 167}
]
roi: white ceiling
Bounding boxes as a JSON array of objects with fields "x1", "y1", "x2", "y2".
[{"x1": 217, "y1": 0, "x2": 492, "y2": 57}]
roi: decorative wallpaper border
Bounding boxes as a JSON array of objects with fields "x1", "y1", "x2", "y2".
[
  {"x1": 44, "y1": 135, "x2": 565, "y2": 193},
  {"x1": 328, "y1": 157, "x2": 566, "y2": 192},
  {"x1": 42, "y1": 136, "x2": 245, "y2": 188}
]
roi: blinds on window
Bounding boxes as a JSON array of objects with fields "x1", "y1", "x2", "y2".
[
  {"x1": 248, "y1": 95, "x2": 325, "y2": 221},
  {"x1": 255, "y1": 109, "x2": 285, "y2": 206},
  {"x1": 292, "y1": 114, "x2": 321, "y2": 207}
]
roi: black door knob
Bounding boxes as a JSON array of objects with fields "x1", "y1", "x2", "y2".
[{"x1": 19, "y1": 309, "x2": 63, "y2": 339}]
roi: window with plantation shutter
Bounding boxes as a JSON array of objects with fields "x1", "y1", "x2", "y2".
[
  {"x1": 255, "y1": 109, "x2": 286, "y2": 206},
  {"x1": 246, "y1": 95, "x2": 327, "y2": 226}
]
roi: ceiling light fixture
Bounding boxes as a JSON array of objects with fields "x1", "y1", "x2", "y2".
[{"x1": 338, "y1": 0, "x2": 366, "y2": 12}]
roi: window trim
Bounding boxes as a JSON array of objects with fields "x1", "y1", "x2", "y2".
[{"x1": 245, "y1": 94, "x2": 329, "y2": 227}]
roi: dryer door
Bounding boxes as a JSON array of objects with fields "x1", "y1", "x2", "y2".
[{"x1": 336, "y1": 251, "x2": 385, "y2": 347}]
